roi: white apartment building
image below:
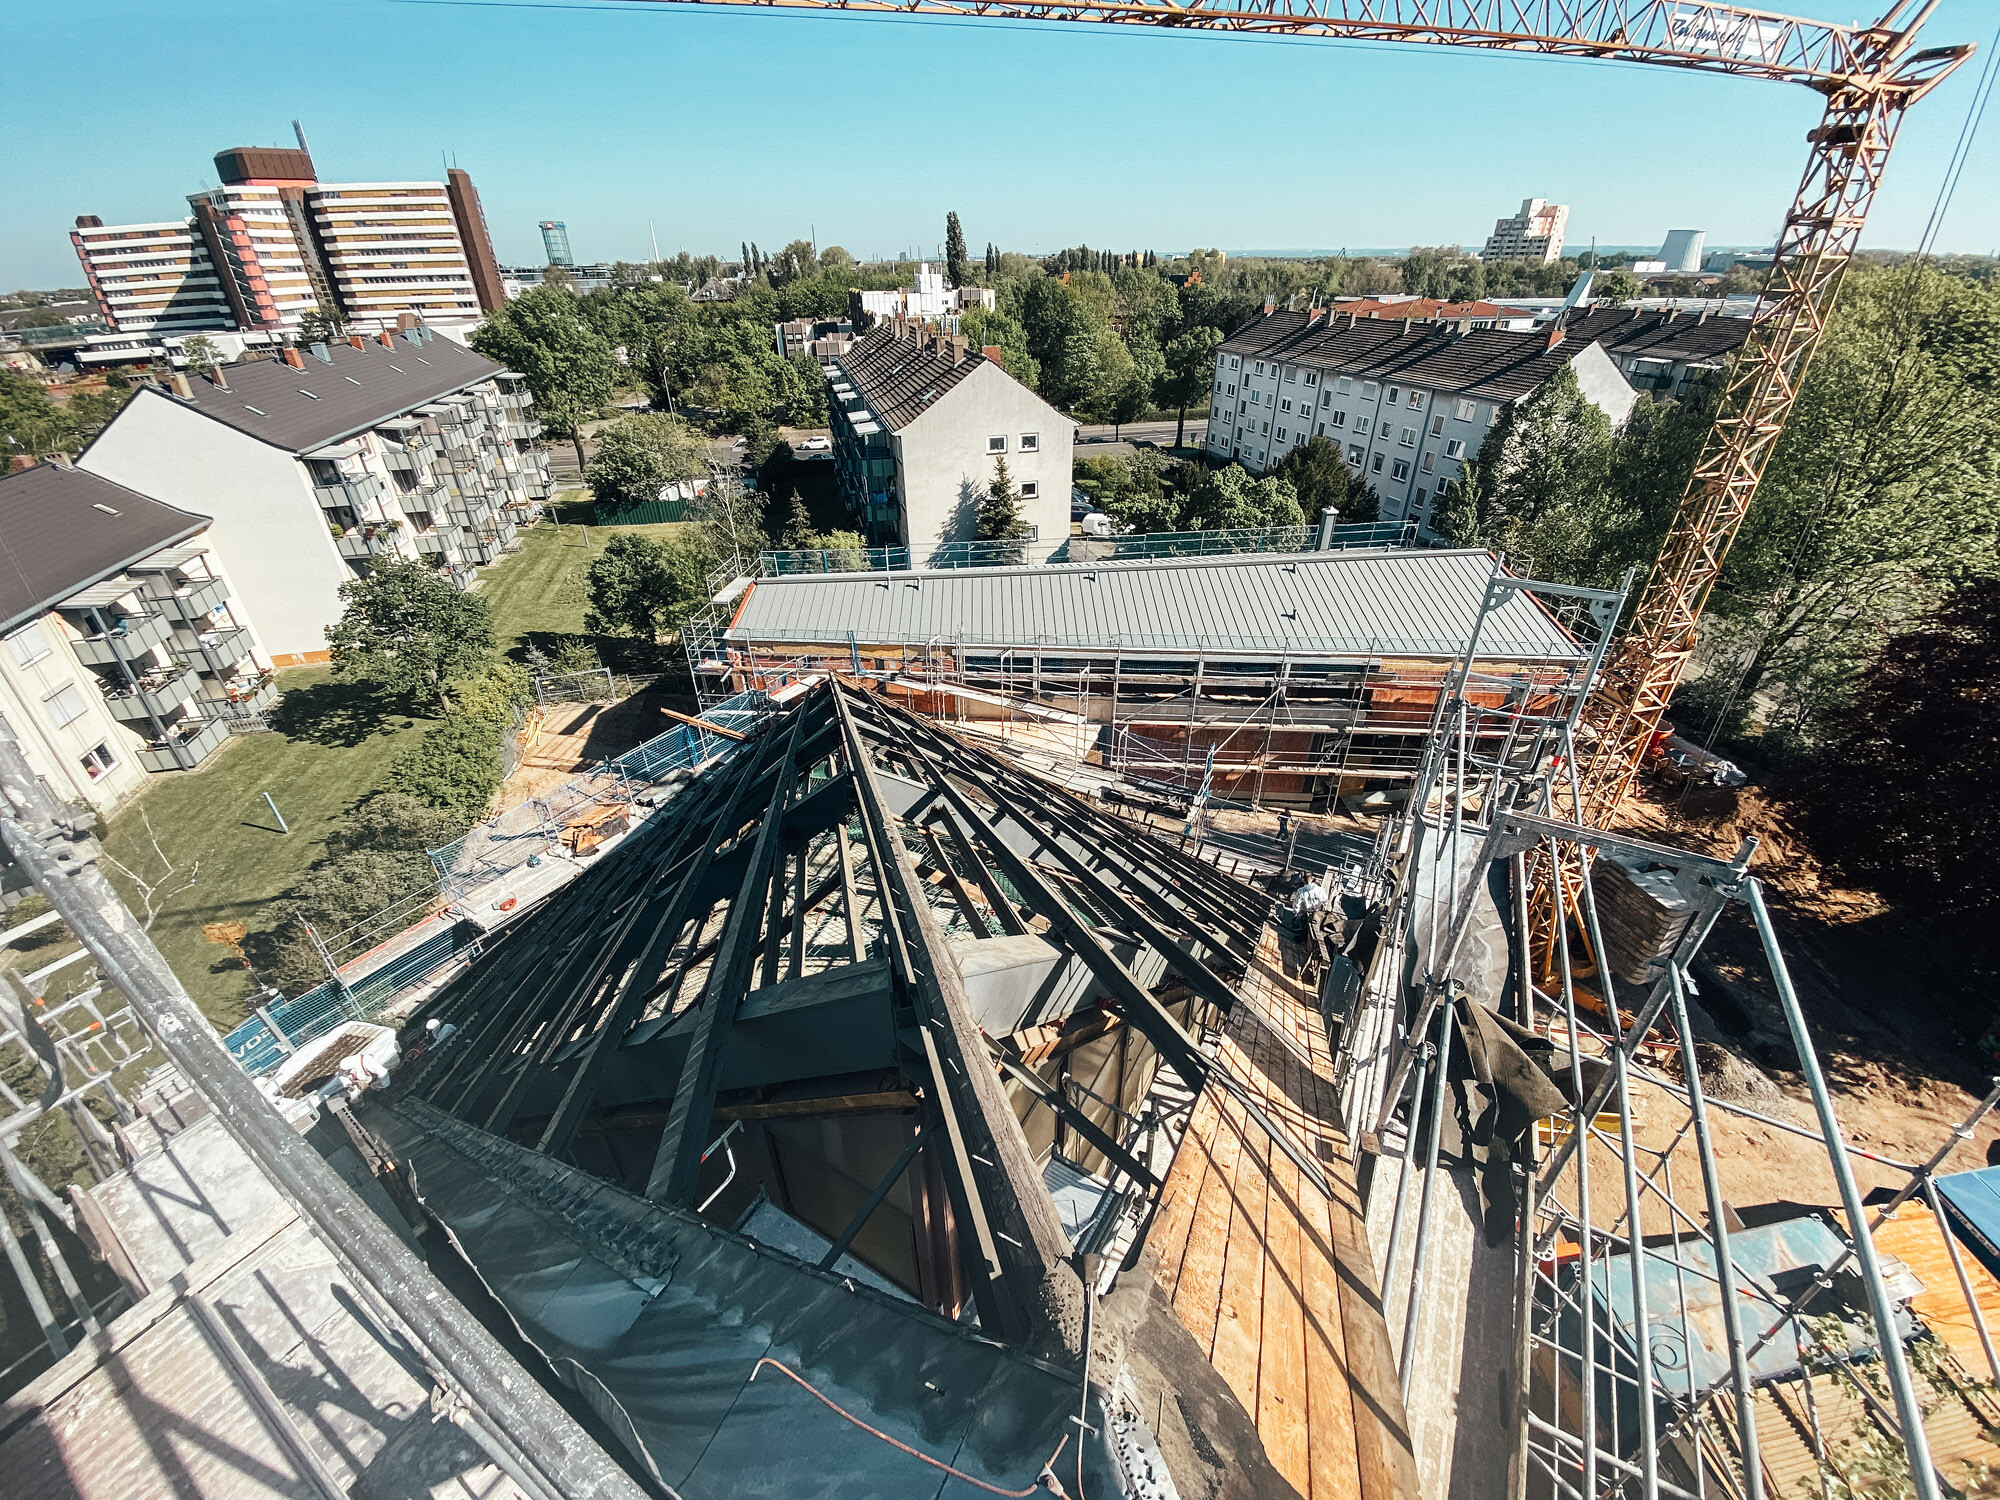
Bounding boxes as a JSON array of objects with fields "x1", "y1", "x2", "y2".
[
  {"x1": 851, "y1": 265, "x2": 996, "y2": 329},
  {"x1": 68, "y1": 218, "x2": 234, "y2": 337},
  {"x1": 78, "y1": 329, "x2": 548, "y2": 662},
  {"x1": 71, "y1": 146, "x2": 505, "y2": 339},
  {"x1": 828, "y1": 321, "x2": 1071, "y2": 554},
  {"x1": 1208, "y1": 308, "x2": 1637, "y2": 534},
  {"x1": 1483, "y1": 198, "x2": 1570, "y2": 263},
  {"x1": 1, "y1": 463, "x2": 276, "y2": 808},
  {"x1": 312, "y1": 182, "x2": 485, "y2": 329}
]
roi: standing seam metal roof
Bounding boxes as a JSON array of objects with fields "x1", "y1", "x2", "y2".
[{"x1": 728, "y1": 549, "x2": 1580, "y2": 661}]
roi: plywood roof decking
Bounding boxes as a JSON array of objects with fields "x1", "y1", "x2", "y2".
[
  {"x1": 729, "y1": 549, "x2": 1583, "y2": 663},
  {"x1": 1148, "y1": 927, "x2": 1419, "y2": 1500}
]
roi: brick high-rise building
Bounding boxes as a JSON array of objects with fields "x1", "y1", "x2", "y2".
[
  {"x1": 70, "y1": 145, "x2": 507, "y2": 339},
  {"x1": 1481, "y1": 197, "x2": 1570, "y2": 264}
]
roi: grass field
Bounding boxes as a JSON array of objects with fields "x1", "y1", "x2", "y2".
[{"x1": 101, "y1": 504, "x2": 691, "y2": 1031}]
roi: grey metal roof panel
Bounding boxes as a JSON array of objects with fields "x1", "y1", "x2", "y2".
[
  {"x1": 728, "y1": 549, "x2": 1579, "y2": 661},
  {"x1": 153, "y1": 334, "x2": 507, "y2": 453},
  {"x1": 0, "y1": 465, "x2": 209, "y2": 633}
]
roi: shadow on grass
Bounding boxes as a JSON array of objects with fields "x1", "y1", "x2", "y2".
[{"x1": 268, "y1": 678, "x2": 422, "y2": 748}]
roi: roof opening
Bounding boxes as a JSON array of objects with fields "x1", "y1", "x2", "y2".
[{"x1": 92, "y1": 503, "x2": 120, "y2": 516}]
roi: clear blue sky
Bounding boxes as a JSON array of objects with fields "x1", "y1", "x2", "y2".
[{"x1": 4, "y1": 0, "x2": 1996, "y2": 287}]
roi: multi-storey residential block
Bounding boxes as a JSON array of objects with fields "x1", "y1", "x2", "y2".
[
  {"x1": 1482, "y1": 197, "x2": 1570, "y2": 263},
  {"x1": 68, "y1": 217, "x2": 234, "y2": 337},
  {"x1": 77, "y1": 329, "x2": 548, "y2": 661},
  {"x1": 826, "y1": 320, "x2": 1070, "y2": 553},
  {"x1": 1208, "y1": 307, "x2": 1636, "y2": 533},
  {"x1": 70, "y1": 146, "x2": 505, "y2": 338},
  {"x1": 775, "y1": 317, "x2": 856, "y2": 362},
  {"x1": 1, "y1": 463, "x2": 275, "y2": 804},
  {"x1": 850, "y1": 265, "x2": 996, "y2": 330}
]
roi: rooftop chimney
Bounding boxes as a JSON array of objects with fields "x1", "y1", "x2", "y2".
[
  {"x1": 170, "y1": 372, "x2": 194, "y2": 399},
  {"x1": 1544, "y1": 320, "x2": 1566, "y2": 351},
  {"x1": 282, "y1": 347, "x2": 304, "y2": 369},
  {"x1": 1305, "y1": 307, "x2": 1327, "y2": 327},
  {"x1": 348, "y1": 334, "x2": 365, "y2": 351},
  {"x1": 378, "y1": 330, "x2": 394, "y2": 347},
  {"x1": 209, "y1": 364, "x2": 229, "y2": 390},
  {"x1": 1263, "y1": 294, "x2": 1277, "y2": 316},
  {"x1": 981, "y1": 344, "x2": 1004, "y2": 364}
]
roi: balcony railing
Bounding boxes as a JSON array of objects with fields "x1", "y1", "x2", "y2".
[
  {"x1": 219, "y1": 674, "x2": 277, "y2": 715},
  {"x1": 313, "y1": 477, "x2": 384, "y2": 511},
  {"x1": 335, "y1": 529, "x2": 399, "y2": 561},
  {"x1": 504, "y1": 420, "x2": 542, "y2": 442},
  {"x1": 193, "y1": 626, "x2": 252, "y2": 674},
  {"x1": 103, "y1": 663, "x2": 201, "y2": 723},
  {"x1": 161, "y1": 575, "x2": 230, "y2": 623},
  {"x1": 397, "y1": 483, "x2": 449, "y2": 518},
  {"x1": 380, "y1": 445, "x2": 417, "y2": 472},
  {"x1": 415, "y1": 523, "x2": 467, "y2": 556},
  {"x1": 68, "y1": 608, "x2": 173, "y2": 666},
  {"x1": 137, "y1": 717, "x2": 229, "y2": 773}
]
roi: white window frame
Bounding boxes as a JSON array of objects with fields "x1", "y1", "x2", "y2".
[
  {"x1": 987, "y1": 435, "x2": 1007, "y2": 454},
  {"x1": 1445, "y1": 439, "x2": 1466, "y2": 459},
  {"x1": 1455, "y1": 399, "x2": 1478, "y2": 421},
  {"x1": 1399, "y1": 427, "x2": 1418, "y2": 448},
  {"x1": 80, "y1": 742, "x2": 117, "y2": 781},
  {"x1": 1371, "y1": 453, "x2": 1386, "y2": 474},
  {"x1": 1018, "y1": 433, "x2": 1039, "y2": 452},
  {"x1": 6, "y1": 622, "x2": 51, "y2": 669},
  {"x1": 1387, "y1": 386, "x2": 1401, "y2": 405},
  {"x1": 1422, "y1": 452, "x2": 1436, "y2": 472},
  {"x1": 1303, "y1": 371, "x2": 1317, "y2": 387},
  {"x1": 1392, "y1": 460, "x2": 1411, "y2": 481},
  {"x1": 1347, "y1": 445, "x2": 1363, "y2": 464},
  {"x1": 1407, "y1": 390, "x2": 1424, "y2": 409},
  {"x1": 1019, "y1": 480, "x2": 1039, "y2": 498},
  {"x1": 1279, "y1": 398, "x2": 1292, "y2": 413},
  {"x1": 43, "y1": 680, "x2": 88, "y2": 728},
  {"x1": 1275, "y1": 428, "x2": 1287, "y2": 443},
  {"x1": 1329, "y1": 410, "x2": 1346, "y2": 428},
  {"x1": 1354, "y1": 416, "x2": 1371, "y2": 435},
  {"x1": 1430, "y1": 415, "x2": 1446, "y2": 436}
]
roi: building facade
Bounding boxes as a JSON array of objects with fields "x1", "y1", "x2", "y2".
[
  {"x1": 827, "y1": 321, "x2": 1070, "y2": 554},
  {"x1": 775, "y1": 317, "x2": 856, "y2": 362},
  {"x1": 1207, "y1": 308, "x2": 1637, "y2": 533},
  {"x1": 850, "y1": 265, "x2": 996, "y2": 330},
  {"x1": 1, "y1": 464, "x2": 275, "y2": 807},
  {"x1": 1482, "y1": 198, "x2": 1570, "y2": 263},
  {"x1": 77, "y1": 329, "x2": 548, "y2": 661},
  {"x1": 540, "y1": 221, "x2": 574, "y2": 266},
  {"x1": 71, "y1": 146, "x2": 505, "y2": 338},
  {"x1": 1659, "y1": 229, "x2": 1707, "y2": 274}
]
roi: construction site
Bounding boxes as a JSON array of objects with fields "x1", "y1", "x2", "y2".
[{"x1": 0, "y1": 3, "x2": 1994, "y2": 1500}]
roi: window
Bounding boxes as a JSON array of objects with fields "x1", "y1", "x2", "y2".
[
  {"x1": 1455, "y1": 399, "x2": 1478, "y2": 421},
  {"x1": 1304, "y1": 372, "x2": 1317, "y2": 386},
  {"x1": 1230, "y1": 355, "x2": 1240, "y2": 368},
  {"x1": 80, "y1": 743, "x2": 117, "y2": 781},
  {"x1": 1392, "y1": 460, "x2": 1411, "y2": 481},
  {"x1": 6, "y1": 622, "x2": 51, "y2": 669},
  {"x1": 1415, "y1": 488, "x2": 1428, "y2": 509},
  {"x1": 1278, "y1": 398, "x2": 1292, "y2": 413},
  {"x1": 1020, "y1": 481, "x2": 1039, "y2": 498},
  {"x1": 1249, "y1": 390, "x2": 1260, "y2": 405},
  {"x1": 1347, "y1": 445, "x2": 1364, "y2": 464},
  {"x1": 1337, "y1": 376, "x2": 1352, "y2": 394},
  {"x1": 1227, "y1": 383, "x2": 1236, "y2": 395},
  {"x1": 1235, "y1": 427, "x2": 1244, "y2": 440},
  {"x1": 1283, "y1": 367, "x2": 1296, "y2": 382},
  {"x1": 1261, "y1": 421, "x2": 1270, "y2": 435},
  {"x1": 1430, "y1": 415, "x2": 1445, "y2": 437},
  {"x1": 1387, "y1": 387, "x2": 1401, "y2": 405},
  {"x1": 43, "y1": 681, "x2": 88, "y2": 728},
  {"x1": 1320, "y1": 389, "x2": 1334, "y2": 407},
  {"x1": 1422, "y1": 452, "x2": 1436, "y2": 472},
  {"x1": 1362, "y1": 381, "x2": 1379, "y2": 400},
  {"x1": 1399, "y1": 427, "x2": 1417, "y2": 447},
  {"x1": 1371, "y1": 453, "x2": 1385, "y2": 473},
  {"x1": 1445, "y1": 439, "x2": 1466, "y2": 459},
  {"x1": 1019, "y1": 433, "x2": 1039, "y2": 452},
  {"x1": 1254, "y1": 361, "x2": 1264, "y2": 375},
  {"x1": 1328, "y1": 410, "x2": 1346, "y2": 428},
  {"x1": 1353, "y1": 416, "x2": 1370, "y2": 435},
  {"x1": 987, "y1": 435, "x2": 1007, "y2": 453},
  {"x1": 1316, "y1": 423, "x2": 1327, "y2": 436},
  {"x1": 1408, "y1": 390, "x2": 1424, "y2": 408},
  {"x1": 1239, "y1": 400, "x2": 1248, "y2": 414},
  {"x1": 1275, "y1": 428, "x2": 1287, "y2": 443}
]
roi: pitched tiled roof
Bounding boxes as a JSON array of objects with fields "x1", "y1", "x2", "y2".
[
  {"x1": 128, "y1": 332, "x2": 508, "y2": 454},
  {"x1": 1219, "y1": 311, "x2": 1588, "y2": 404},
  {"x1": 0, "y1": 464, "x2": 207, "y2": 633},
  {"x1": 1563, "y1": 306, "x2": 1752, "y2": 363},
  {"x1": 835, "y1": 326, "x2": 989, "y2": 432}
]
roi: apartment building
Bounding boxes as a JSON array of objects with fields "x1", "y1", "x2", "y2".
[
  {"x1": 67, "y1": 218, "x2": 234, "y2": 338},
  {"x1": 1208, "y1": 307, "x2": 1637, "y2": 533},
  {"x1": 775, "y1": 317, "x2": 856, "y2": 362},
  {"x1": 0, "y1": 464, "x2": 275, "y2": 807},
  {"x1": 1560, "y1": 304, "x2": 1750, "y2": 395},
  {"x1": 77, "y1": 329, "x2": 548, "y2": 661},
  {"x1": 1482, "y1": 198, "x2": 1570, "y2": 263},
  {"x1": 827, "y1": 320, "x2": 1070, "y2": 553},
  {"x1": 70, "y1": 146, "x2": 505, "y2": 338},
  {"x1": 850, "y1": 265, "x2": 996, "y2": 330}
]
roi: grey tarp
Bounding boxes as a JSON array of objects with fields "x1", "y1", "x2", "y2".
[{"x1": 366, "y1": 1099, "x2": 1139, "y2": 1499}]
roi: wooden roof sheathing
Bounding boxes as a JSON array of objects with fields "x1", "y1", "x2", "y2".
[{"x1": 729, "y1": 549, "x2": 1581, "y2": 663}]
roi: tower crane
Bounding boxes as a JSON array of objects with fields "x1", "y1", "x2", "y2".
[{"x1": 636, "y1": 0, "x2": 1968, "y2": 957}]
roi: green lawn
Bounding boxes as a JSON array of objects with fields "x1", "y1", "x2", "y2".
[
  {"x1": 101, "y1": 668, "x2": 437, "y2": 1030},
  {"x1": 103, "y1": 508, "x2": 693, "y2": 1031}
]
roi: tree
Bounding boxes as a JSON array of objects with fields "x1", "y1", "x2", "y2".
[
  {"x1": 1790, "y1": 579, "x2": 2000, "y2": 922},
  {"x1": 960, "y1": 307, "x2": 1038, "y2": 388},
  {"x1": 819, "y1": 245, "x2": 857, "y2": 270},
  {"x1": 584, "y1": 530, "x2": 716, "y2": 642},
  {"x1": 778, "y1": 491, "x2": 816, "y2": 550},
  {"x1": 583, "y1": 412, "x2": 703, "y2": 510},
  {"x1": 978, "y1": 455, "x2": 1031, "y2": 552},
  {"x1": 1456, "y1": 365, "x2": 1620, "y2": 584},
  {"x1": 296, "y1": 306, "x2": 344, "y2": 346},
  {"x1": 324, "y1": 559, "x2": 496, "y2": 711},
  {"x1": 0, "y1": 370, "x2": 74, "y2": 458},
  {"x1": 1181, "y1": 463, "x2": 1305, "y2": 532},
  {"x1": 388, "y1": 717, "x2": 505, "y2": 827},
  {"x1": 691, "y1": 473, "x2": 767, "y2": 573},
  {"x1": 178, "y1": 335, "x2": 222, "y2": 376},
  {"x1": 469, "y1": 286, "x2": 618, "y2": 468},
  {"x1": 1401, "y1": 246, "x2": 1485, "y2": 302},
  {"x1": 1271, "y1": 435, "x2": 1352, "y2": 521},
  {"x1": 1160, "y1": 326, "x2": 1223, "y2": 448},
  {"x1": 945, "y1": 212, "x2": 968, "y2": 290},
  {"x1": 1592, "y1": 269, "x2": 1644, "y2": 303}
]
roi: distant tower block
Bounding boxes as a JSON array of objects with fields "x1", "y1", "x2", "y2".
[
  {"x1": 540, "y1": 220, "x2": 574, "y2": 267},
  {"x1": 1660, "y1": 229, "x2": 1706, "y2": 274}
]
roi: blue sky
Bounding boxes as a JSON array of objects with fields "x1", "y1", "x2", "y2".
[{"x1": 4, "y1": 0, "x2": 1995, "y2": 287}]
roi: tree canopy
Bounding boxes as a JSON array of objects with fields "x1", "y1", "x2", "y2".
[
  {"x1": 584, "y1": 531, "x2": 716, "y2": 643},
  {"x1": 324, "y1": 560, "x2": 496, "y2": 711},
  {"x1": 584, "y1": 412, "x2": 704, "y2": 510},
  {"x1": 470, "y1": 287, "x2": 619, "y2": 463}
]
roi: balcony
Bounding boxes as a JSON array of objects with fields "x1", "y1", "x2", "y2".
[
  {"x1": 415, "y1": 523, "x2": 467, "y2": 556},
  {"x1": 69, "y1": 608, "x2": 173, "y2": 666},
  {"x1": 314, "y1": 477, "x2": 384, "y2": 511},
  {"x1": 396, "y1": 483, "x2": 449, "y2": 518},
  {"x1": 380, "y1": 445, "x2": 417, "y2": 472},
  {"x1": 103, "y1": 663, "x2": 201, "y2": 724},
  {"x1": 161, "y1": 575, "x2": 230, "y2": 623},
  {"x1": 193, "y1": 626, "x2": 253, "y2": 674},
  {"x1": 335, "y1": 529, "x2": 399, "y2": 561},
  {"x1": 218, "y1": 673, "x2": 277, "y2": 715},
  {"x1": 137, "y1": 717, "x2": 229, "y2": 773},
  {"x1": 445, "y1": 563, "x2": 477, "y2": 591},
  {"x1": 504, "y1": 420, "x2": 542, "y2": 442}
]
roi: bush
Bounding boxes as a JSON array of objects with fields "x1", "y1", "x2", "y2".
[
  {"x1": 389, "y1": 716, "x2": 506, "y2": 826},
  {"x1": 449, "y1": 660, "x2": 533, "y2": 727}
]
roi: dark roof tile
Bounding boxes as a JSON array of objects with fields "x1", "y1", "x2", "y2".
[
  {"x1": 0, "y1": 464, "x2": 208, "y2": 633},
  {"x1": 835, "y1": 326, "x2": 987, "y2": 432}
]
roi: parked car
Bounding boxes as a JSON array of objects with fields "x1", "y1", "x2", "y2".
[{"x1": 797, "y1": 435, "x2": 831, "y2": 451}]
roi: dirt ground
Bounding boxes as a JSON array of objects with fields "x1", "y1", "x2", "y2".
[{"x1": 497, "y1": 685, "x2": 698, "y2": 809}]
